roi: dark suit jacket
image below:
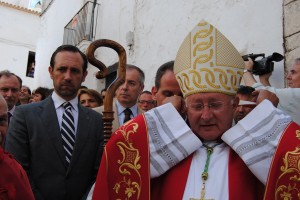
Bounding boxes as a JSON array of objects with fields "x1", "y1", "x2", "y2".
[{"x1": 5, "y1": 97, "x2": 104, "y2": 200}]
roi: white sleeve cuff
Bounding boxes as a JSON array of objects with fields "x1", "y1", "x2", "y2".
[
  {"x1": 222, "y1": 100, "x2": 292, "y2": 184},
  {"x1": 145, "y1": 103, "x2": 202, "y2": 178}
]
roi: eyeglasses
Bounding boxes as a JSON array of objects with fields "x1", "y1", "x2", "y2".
[
  {"x1": 138, "y1": 100, "x2": 154, "y2": 105},
  {"x1": 187, "y1": 101, "x2": 227, "y2": 112}
]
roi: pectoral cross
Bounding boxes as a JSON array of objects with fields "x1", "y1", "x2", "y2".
[{"x1": 189, "y1": 182, "x2": 214, "y2": 200}]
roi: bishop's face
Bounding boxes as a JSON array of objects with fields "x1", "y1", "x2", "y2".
[{"x1": 186, "y1": 92, "x2": 238, "y2": 141}]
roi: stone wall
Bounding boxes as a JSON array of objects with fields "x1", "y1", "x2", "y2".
[{"x1": 283, "y1": 0, "x2": 300, "y2": 73}]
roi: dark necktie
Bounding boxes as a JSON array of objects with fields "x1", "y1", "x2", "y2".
[
  {"x1": 123, "y1": 108, "x2": 132, "y2": 123},
  {"x1": 61, "y1": 102, "x2": 75, "y2": 165},
  {"x1": 7, "y1": 112, "x2": 12, "y2": 125}
]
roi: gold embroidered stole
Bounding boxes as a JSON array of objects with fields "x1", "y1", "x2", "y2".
[
  {"x1": 92, "y1": 114, "x2": 150, "y2": 200},
  {"x1": 264, "y1": 122, "x2": 300, "y2": 199}
]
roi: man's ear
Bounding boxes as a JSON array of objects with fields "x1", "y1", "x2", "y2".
[
  {"x1": 82, "y1": 71, "x2": 88, "y2": 82},
  {"x1": 151, "y1": 86, "x2": 158, "y2": 100},
  {"x1": 232, "y1": 96, "x2": 239, "y2": 110},
  {"x1": 140, "y1": 84, "x2": 144, "y2": 94},
  {"x1": 48, "y1": 66, "x2": 53, "y2": 79}
]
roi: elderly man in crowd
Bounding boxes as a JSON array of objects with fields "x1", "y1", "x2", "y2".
[
  {"x1": 0, "y1": 70, "x2": 22, "y2": 125},
  {"x1": 243, "y1": 57, "x2": 300, "y2": 124},
  {"x1": 93, "y1": 64, "x2": 144, "y2": 132}
]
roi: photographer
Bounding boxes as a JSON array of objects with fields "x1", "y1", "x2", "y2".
[{"x1": 243, "y1": 57, "x2": 300, "y2": 124}]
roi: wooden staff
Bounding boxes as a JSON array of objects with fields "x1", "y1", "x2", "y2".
[{"x1": 86, "y1": 39, "x2": 126, "y2": 145}]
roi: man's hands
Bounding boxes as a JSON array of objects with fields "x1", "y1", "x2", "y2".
[
  {"x1": 252, "y1": 89, "x2": 279, "y2": 107},
  {"x1": 243, "y1": 58, "x2": 258, "y2": 86},
  {"x1": 245, "y1": 57, "x2": 254, "y2": 71},
  {"x1": 162, "y1": 95, "x2": 187, "y2": 117}
]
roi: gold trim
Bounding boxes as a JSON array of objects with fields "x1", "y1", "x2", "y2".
[
  {"x1": 193, "y1": 37, "x2": 213, "y2": 56},
  {"x1": 193, "y1": 49, "x2": 214, "y2": 68},
  {"x1": 296, "y1": 130, "x2": 300, "y2": 140},
  {"x1": 193, "y1": 24, "x2": 213, "y2": 43},
  {"x1": 275, "y1": 147, "x2": 300, "y2": 199},
  {"x1": 113, "y1": 122, "x2": 142, "y2": 199}
]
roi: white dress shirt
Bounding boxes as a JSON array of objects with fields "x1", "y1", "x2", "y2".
[{"x1": 51, "y1": 92, "x2": 79, "y2": 135}]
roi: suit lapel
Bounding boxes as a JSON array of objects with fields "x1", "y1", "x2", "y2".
[
  {"x1": 137, "y1": 107, "x2": 144, "y2": 115},
  {"x1": 112, "y1": 102, "x2": 120, "y2": 133},
  {"x1": 39, "y1": 97, "x2": 67, "y2": 168}
]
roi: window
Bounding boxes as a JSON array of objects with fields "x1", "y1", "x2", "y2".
[
  {"x1": 29, "y1": 0, "x2": 42, "y2": 10},
  {"x1": 26, "y1": 51, "x2": 36, "y2": 78}
]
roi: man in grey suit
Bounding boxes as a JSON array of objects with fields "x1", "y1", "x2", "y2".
[
  {"x1": 5, "y1": 45, "x2": 104, "y2": 200},
  {"x1": 93, "y1": 64, "x2": 144, "y2": 132}
]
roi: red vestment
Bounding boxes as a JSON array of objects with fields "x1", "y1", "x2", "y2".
[
  {"x1": 0, "y1": 147, "x2": 34, "y2": 200},
  {"x1": 264, "y1": 122, "x2": 300, "y2": 199},
  {"x1": 93, "y1": 115, "x2": 299, "y2": 200}
]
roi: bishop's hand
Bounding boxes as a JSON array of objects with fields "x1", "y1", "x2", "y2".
[{"x1": 162, "y1": 95, "x2": 186, "y2": 118}]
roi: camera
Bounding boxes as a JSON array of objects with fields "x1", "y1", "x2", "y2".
[{"x1": 242, "y1": 52, "x2": 284, "y2": 75}]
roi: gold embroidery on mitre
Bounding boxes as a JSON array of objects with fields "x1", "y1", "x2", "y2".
[
  {"x1": 201, "y1": 68, "x2": 220, "y2": 89},
  {"x1": 113, "y1": 122, "x2": 142, "y2": 199},
  {"x1": 190, "y1": 69, "x2": 206, "y2": 89},
  {"x1": 296, "y1": 130, "x2": 300, "y2": 139},
  {"x1": 193, "y1": 37, "x2": 213, "y2": 56},
  {"x1": 193, "y1": 23, "x2": 213, "y2": 44},
  {"x1": 214, "y1": 68, "x2": 230, "y2": 90},
  {"x1": 193, "y1": 49, "x2": 214, "y2": 68},
  {"x1": 174, "y1": 20, "x2": 244, "y2": 98},
  {"x1": 180, "y1": 72, "x2": 195, "y2": 92},
  {"x1": 177, "y1": 75, "x2": 187, "y2": 94},
  {"x1": 275, "y1": 147, "x2": 300, "y2": 199},
  {"x1": 227, "y1": 69, "x2": 242, "y2": 91}
]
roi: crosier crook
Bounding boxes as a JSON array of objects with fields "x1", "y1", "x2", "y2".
[{"x1": 86, "y1": 39, "x2": 127, "y2": 145}]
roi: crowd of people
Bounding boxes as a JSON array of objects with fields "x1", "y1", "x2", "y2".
[{"x1": 0, "y1": 20, "x2": 300, "y2": 200}]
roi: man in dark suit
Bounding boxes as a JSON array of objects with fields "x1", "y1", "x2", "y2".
[
  {"x1": 0, "y1": 70, "x2": 22, "y2": 126},
  {"x1": 93, "y1": 64, "x2": 144, "y2": 132},
  {"x1": 5, "y1": 45, "x2": 104, "y2": 200}
]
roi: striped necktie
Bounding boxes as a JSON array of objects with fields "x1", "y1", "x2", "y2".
[{"x1": 61, "y1": 102, "x2": 75, "y2": 165}]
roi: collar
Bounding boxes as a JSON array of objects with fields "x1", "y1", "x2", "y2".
[
  {"x1": 116, "y1": 100, "x2": 138, "y2": 116},
  {"x1": 52, "y1": 91, "x2": 79, "y2": 113},
  {"x1": 8, "y1": 106, "x2": 15, "y2": 115}
]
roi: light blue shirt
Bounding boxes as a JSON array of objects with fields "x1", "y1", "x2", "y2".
[{"x1": 116, "y1": 100, "x2": 138, "y2": 125}]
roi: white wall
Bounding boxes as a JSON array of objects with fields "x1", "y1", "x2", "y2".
[
  {"x1": 3, "y1": 0, "x2": 283, "y2": 91},
  {"x1": 0, "y1": 4, "x2": 40, "y2": 89},
  {"x1": 94, "y1": 0, "x2": 284, "y2": 90}
]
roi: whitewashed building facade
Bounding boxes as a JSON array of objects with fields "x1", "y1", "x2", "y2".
[{"x1": 1, "y1": 0, "x2": 299, "y2": 91}]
